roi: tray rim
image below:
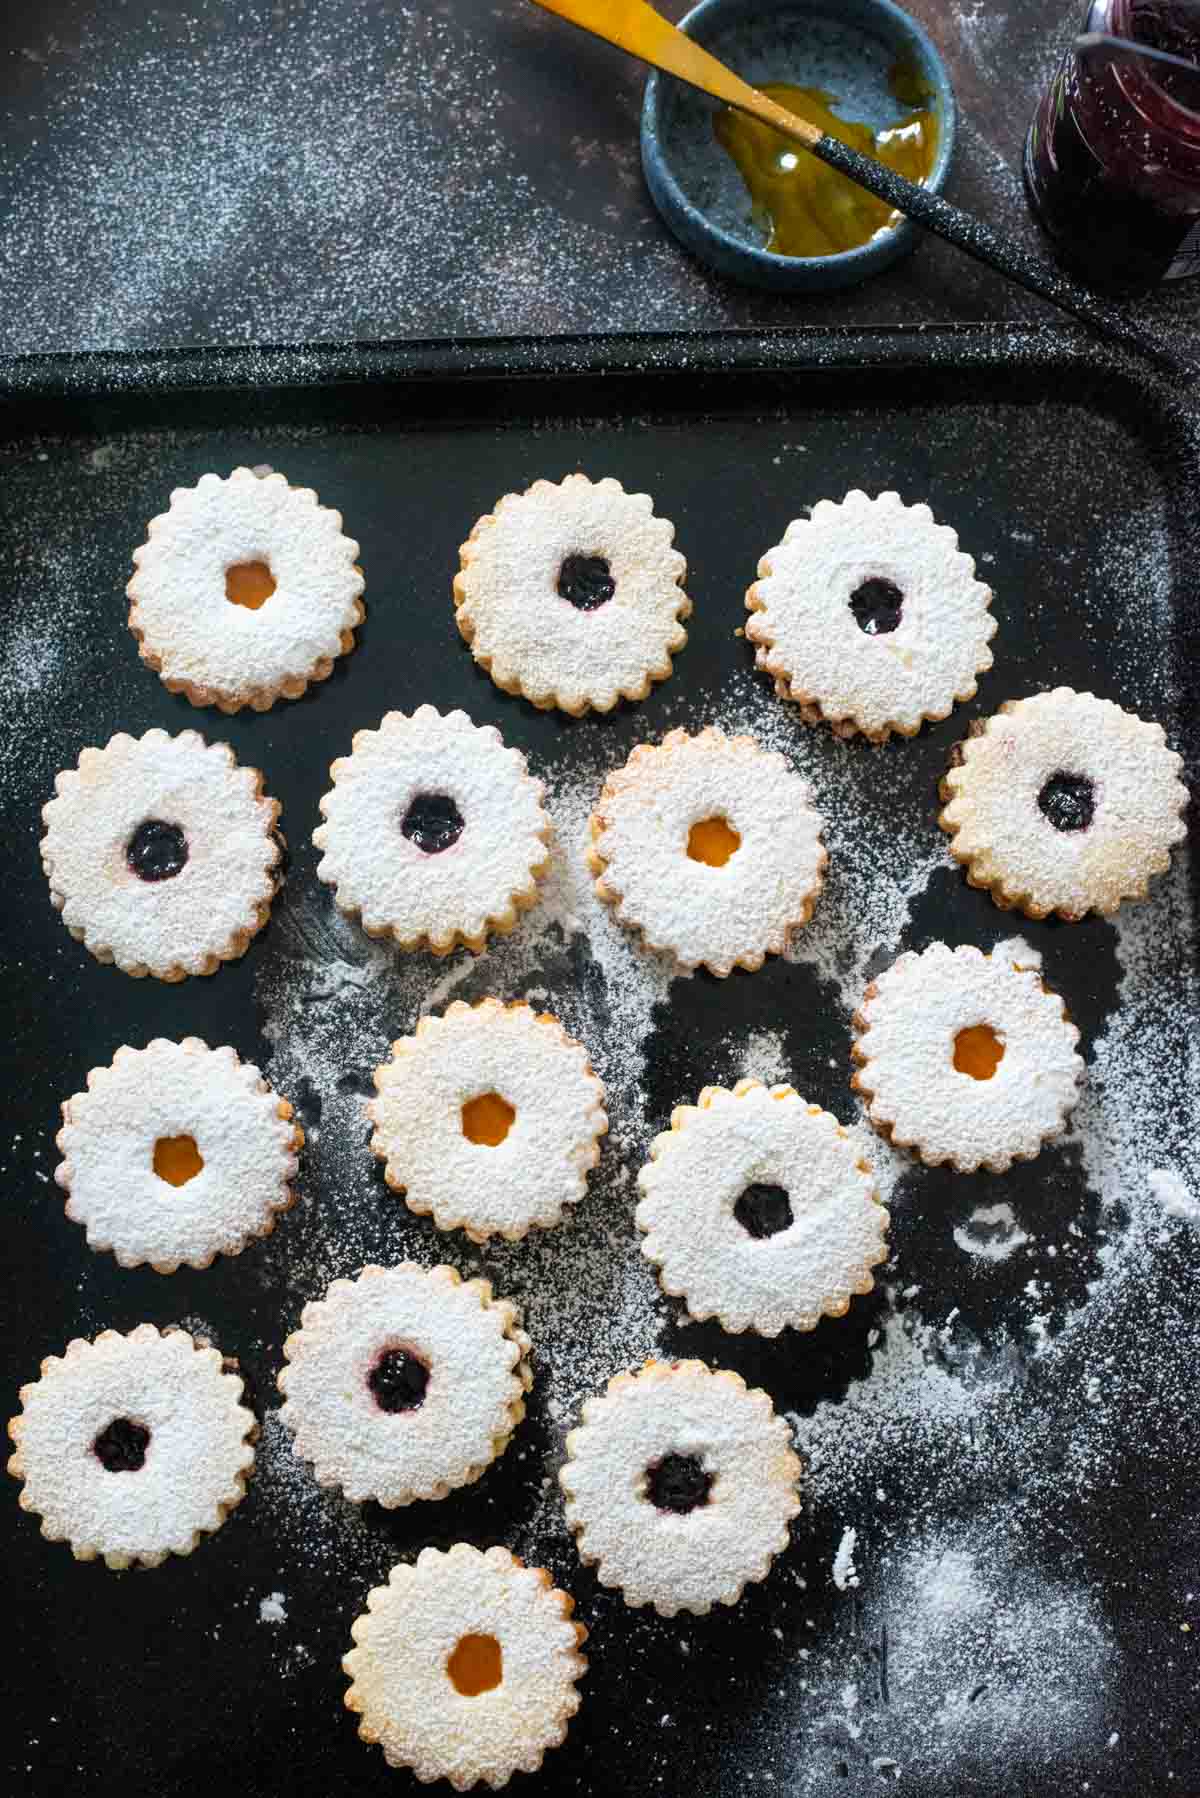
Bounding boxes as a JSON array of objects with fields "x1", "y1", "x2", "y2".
[{"x1": 0, "y1": 322, "x2": 1190, "y2": 405}]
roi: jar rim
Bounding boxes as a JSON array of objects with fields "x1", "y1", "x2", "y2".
[{"x1": 1101, "y1": 0, "x2": 1200, "y2": 134}]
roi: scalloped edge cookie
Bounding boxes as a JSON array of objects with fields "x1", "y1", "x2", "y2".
[
  {"x1": 938, "y1": 687, "x2": 1188, "y2": 921},
  {"x1": 637, "y1": 1079, "x2": 889, "y2": 1335},
  {"x1": 55, "y1": 1038, "x2": 303, "y2": 1273},
  {"x1": 7, "y1": 1325, "x2": 256, "y2": 1570},
  {"x1": 40, "y1": 729, "x2": 283, "y2": 981},
  {"x1": 559, "y1": 1358, "x2": 802, "y2": 1617},
  {"x1": 454, "y1": 473, "x2": 690, "y2": 716},
  {"x1": 128, "y1": 466, "x2": 365, "y2": 713},
  {"x1": 313, "y1": 706, "x2": 551, "y2": 956},
  {"x1": 278, "y1": 1263, "x2": 532, "y2": 1506},
  {"x1": 850, "y1": 942, "x2": 1084, "y2": 1174},
  {"x1": 368, "y1": 998, "x2": 608, "y2": 1244},
  {"x1": 344, "y1": 1542, "x2": 587, "y2": 1789},
  {"x1": 746, "y1": 489, "x2": 996, "y2": 742},
  {"x1": 587, "y1": 726, "x2": 827, "y2": 977}
]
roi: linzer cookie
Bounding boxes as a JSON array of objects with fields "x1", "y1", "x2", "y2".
[
  {"x1": 588, "y1": 726, "x2": 827, "y2": 976},
  {"x1": 313, "y1": 706, "x2": 551, "y2": 954},
  {"x1": 636, "y1": 1079, "x2": 889, "y2": 1335},
  {"x1": 344, "y1": 1543, "x2": 586, "y2": 1789},
  {"x1": 559, "y1": 1359, "x2": 802, "y2": 1617},
  {"x1": 851, "y1": 942, "x2": 1084, "y2": 1174},
  {"x1": 41, "y1": 729, "x2": 282, "y2": 980},
  {"x1": 127, "y1": 466, "x2": 364, "y2": 712},
  {"x1": 278, "y1": 1263, "x2": 531, "y2": 1506},
  {"x1": 454, "y1": 473, "x2": 690, "y2": 715},
  {"x1": 368, "y1": 999, "x2": 608, "y2": 1244},
  {"x1": 55, "y1": 1038, "x2": 302, "y2": 1273},
  {"x1": 746, "y1": 490, "x2": 996, "y2": 741},
  {"x1": 939, "y1": 687, "x2": 1188, "y2": 920},
  {"x1": 7, "y1": 1325, "x2": 255, "y2": 1569}
]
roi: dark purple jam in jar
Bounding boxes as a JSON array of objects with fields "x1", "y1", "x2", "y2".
[{"x1": 1025, "y1": 1, "x2": 1200, "y2": 290}]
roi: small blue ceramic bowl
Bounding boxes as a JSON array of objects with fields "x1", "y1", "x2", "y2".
[{"x1": 640, "y1": 0, "x2": 957, "y2": 292}]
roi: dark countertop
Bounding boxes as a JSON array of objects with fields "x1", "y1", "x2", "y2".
[{"x1": 1, "y1": 0, "x2": 1197, "y2": 355}]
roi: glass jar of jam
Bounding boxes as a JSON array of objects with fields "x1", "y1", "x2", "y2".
[{"x1": 1025, "y1": 0, "x2": 1200, "y2": 290}]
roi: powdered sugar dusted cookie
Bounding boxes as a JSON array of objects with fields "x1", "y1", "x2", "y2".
[
  {"x1": 559, "y1": 1360, "x2": 801, "y2": 1617},
  {"x1": 127, "y1": 467, "x2": 364, "y2": 712},
  {"x1": 368, "y1": 999, "x2": 608, "y2": 1244},
  {"x1": 313, "y1": 706, "x2": 551, "y2": 955},
  {"x1": 278, "y1": 1263, "x2": 531, "y2": 1506},
  {"x1": 851, "y1": 942, "x2": 1084, "y2": 1174},
  {"x1": 939, "y1": 687, "x2": 1188, "y2": 921},
  {"x1": 7, "y1": 1325, "x2": 255, "y2": 1569},
  {"x1": 344, "y1": 1543, "x2": 586, "y2": 1790},
  {"x1": 454, "y1": 473, "x2": 690, "y2": 715},
  {"x1": 746, "y1": 490, "x2": 996, "y2": 741},
  {"x1": 41, "y1": 730, "x2": 282, "y2": 981},
  {"x1": 588, "y1": 726, "x2": 827, "y2": 976},
  {"x1": 637, "y1": 1080, "x2": 888, "y2": 1335},
  {"x1": 55, "y1": 1038, "x2": 302, "y2": 1273}
]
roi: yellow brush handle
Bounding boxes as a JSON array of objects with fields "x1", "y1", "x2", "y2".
[{"x1": 530, "y1": 0, "x2": 824, "y2": 147}]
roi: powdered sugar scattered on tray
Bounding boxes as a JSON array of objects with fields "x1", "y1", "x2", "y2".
[
  {"x1": 952, "y1": 1202, "x2": 1030, "y2": 1263},
  {"x1": 1148, "y1": 1167, "x2": 1200, "y2": 1224},
  {"x1": 735, "y1": 1028, "x2": 790, "y2": 1087},
  {"x1": 831, "y1": 1527, "x2": 859, "y2": 1592},
  {"x1": 804, "y1": 1529, "x2": 1115, "y2": 1781}
]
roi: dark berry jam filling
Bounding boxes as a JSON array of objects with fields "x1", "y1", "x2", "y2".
[
  {"x1": 645, "y1": 1452, "x2": 713, "y2": 1515},
  {"x1": 849, "y1": 577, "x2": 904, "y2": 636},
  {"x1": 557, "y1": 553, "x2": 616, "y2": 612},
  {"x1": 733, "y1": 1182, "x2": 794, "y2": 1239},
  {"x1": 368, "y1": 1347, "x2": 430, "y2": 1413},
  {"x1": 1037, "y1": 772, "x2": 1095, "y2": 834},
  {"x1": 126, "y1": 819, "x2": 189, "y2": 882},
  {"x1": 93, "y1": 1417, "x2": 151, "y2": 1472},
  {"x1": 401, "y1": 793, "x2": 465, "y2": 855}
]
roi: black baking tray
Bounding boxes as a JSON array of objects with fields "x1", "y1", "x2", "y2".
[{"x1": 1, "y1": 328, "x2": 1197, "y2": 1798}]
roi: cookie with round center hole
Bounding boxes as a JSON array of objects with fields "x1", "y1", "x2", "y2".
[
  {"x1": 745, "y1": 490, "x2": 996, "y2": 741},
  {"x1": 55, "y1": 1038, "x2": 302, "y2": 1273},
  {"x1": 588, "y1": 726, "x2": 827, "y2": 976},
  {"x1": 559, "y1": 1359, "x2": 802, "y2": 1617},
  {"x1": 277, "y1": 1263, "x2": 531, "y2": 1506},
  {"x1": 41, "y1": 729, "x2": 282, "y2": 980},
  {"x1": 368, "y1": 998, "x2": 608, "y2": 1243},
  {"x1": 454, "y1": 473, "x2": 690, "y2": 715},
  {"x1": 851, "y1": 942, "x2": 1084, "y2": 1174},
  {"x1": 939, "y1": 687, "x2": 1188, "y2": 920},
  {"x1": 313, "y1": 706, "x2": 551, "y2": 954},
  {"x1": 637, "y1": 1079, "x2": 889, "y2": 1335},
  {"x1": 7, "y1": 1325, "x2": 255, "y2": 1569},
  {"x1": 344, "y1": 1542, "x2": 586, "y2": 1790},
  {"x1": 127, "y1": 466, "x2": 364, "y2": 712}
]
